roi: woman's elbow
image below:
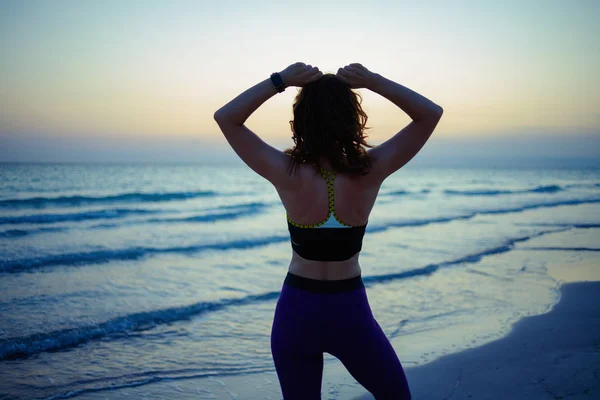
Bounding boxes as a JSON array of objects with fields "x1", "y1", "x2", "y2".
[{"x1": 213, "y1": 108, "x2": 226, "y2": 123}]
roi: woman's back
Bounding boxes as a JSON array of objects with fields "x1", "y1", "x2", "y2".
[
  {"x1": 276, "y1": 161, "x2": 381, "y2": 280},
  {"x1": 215, "y1": 64, "x2": 442, "y2": 281}
]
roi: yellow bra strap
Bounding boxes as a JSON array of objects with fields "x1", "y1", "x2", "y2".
[
  {"x1": 319, "y1": 167, "x2": 336, "y2": 184},
  {"x1": 320, "y1": 167, "x2": 336, "y2": 213}
]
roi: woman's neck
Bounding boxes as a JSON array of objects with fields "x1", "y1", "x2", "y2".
[{"x1": 318, "y1": 157, "x2": 333, "y2": 171}]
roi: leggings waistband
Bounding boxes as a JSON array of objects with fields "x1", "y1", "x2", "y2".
[{"x1": 284, "y1": 272, "x2": 364, "y2": 294}]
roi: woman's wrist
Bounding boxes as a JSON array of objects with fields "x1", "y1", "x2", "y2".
[
  {"x1": 367, "y1": 72, "x2": 384, "y2": 92},
  {"x1": 278, "y1": 70, "x2": 292, "y2": 89},
  {"x1": 270, "y1": 72, "x2": 288, "y2": 92}
]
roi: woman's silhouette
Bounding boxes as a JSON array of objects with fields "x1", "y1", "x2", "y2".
[{"x1": 214, "y1": 62, "x2": 443, "y2": 399}]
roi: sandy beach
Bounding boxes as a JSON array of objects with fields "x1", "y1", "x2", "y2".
[{"x1": 355, "y1": 280, "x2": 600, "y2": 400}]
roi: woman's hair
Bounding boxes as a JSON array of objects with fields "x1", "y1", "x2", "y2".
[{"x1": 284, "y1": 73, "x2": 374, "y2": 176}]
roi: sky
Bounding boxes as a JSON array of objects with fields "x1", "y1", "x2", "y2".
[{"x1": 0, "y1": 0, "x2": 598, "y2": 165}]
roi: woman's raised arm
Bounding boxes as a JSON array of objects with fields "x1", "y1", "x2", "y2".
[
  {"x1": 213, "y1": 63, "x2": 322, "y2": 187},
  {"x1": 337, "y1": 64, "x2": 443, "y2": 182}
]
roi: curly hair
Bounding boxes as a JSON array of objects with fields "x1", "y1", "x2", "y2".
[{"x1": 284, "y1": 73, "x2": 374, "y2": 176}]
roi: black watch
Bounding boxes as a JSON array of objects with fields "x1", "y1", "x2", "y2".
[{"x1": 270, "y1": 72, "x2": 286, "y2": 93}]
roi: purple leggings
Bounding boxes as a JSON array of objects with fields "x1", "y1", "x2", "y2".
[{"x1": 271, "y1": 272, "x2": 411, "y2": 399}]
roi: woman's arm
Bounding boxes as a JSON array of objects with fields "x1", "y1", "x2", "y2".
[
  {"x1": 214, "y1": 63, "x2": 322, "y2": 186},
  {"x1": 337, "y1": 64, "x2": 443, "y2": 182},
  {"x1": 213, "y1": 78, "x2": 280, "y2": 126},
  {"x1": 369, "y1": 73, "x2": 443, "y2": 122}
]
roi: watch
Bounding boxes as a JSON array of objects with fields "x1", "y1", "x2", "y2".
[{"x1": 270, "y1": 72, "x2": 286, "y2": 93}]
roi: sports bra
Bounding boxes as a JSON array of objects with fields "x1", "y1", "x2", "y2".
[{"x1": 286, "y1": 167, "x2": 367, "y2": 261}]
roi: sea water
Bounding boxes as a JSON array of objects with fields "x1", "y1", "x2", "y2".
[{"x1": 1, "y1": 163, "x2": 599, "y2": 399}]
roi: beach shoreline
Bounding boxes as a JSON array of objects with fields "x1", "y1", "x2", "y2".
[
  {"x1": 68, "y1": 248, "x2": 600, "y2": 400},
  {"x1": 72, "y1": 279, "x2": 600, "y2": 400},
  {"x1": 354, "y1": 280, "x2": 600, "y2": 400}
]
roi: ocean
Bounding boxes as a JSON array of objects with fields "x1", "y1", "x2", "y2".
[{"x1": 1, "y1": 163, "x2": 599, "y2": 399}]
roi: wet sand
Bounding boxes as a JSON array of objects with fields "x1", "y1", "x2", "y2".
[{"x1": 355, "y1": 280, "x2": 600, "y2": 400}]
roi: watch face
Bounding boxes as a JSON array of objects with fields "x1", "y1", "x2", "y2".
[{"x1": 271, "y1": 73, "x2": 284, "y2": 88}]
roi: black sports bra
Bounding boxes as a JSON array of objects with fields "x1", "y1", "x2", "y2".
[{"x1": 286, "y1": 167, "x2": 367, "y2": 261}]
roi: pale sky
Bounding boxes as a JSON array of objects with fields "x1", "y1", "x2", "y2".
[{"x1": 0, "y1": 0, "x2": 598, "y2": 164}]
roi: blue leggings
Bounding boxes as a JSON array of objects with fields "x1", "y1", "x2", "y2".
[{"x1": 271, "y1": 272, "x2": 411, "y2": 399}]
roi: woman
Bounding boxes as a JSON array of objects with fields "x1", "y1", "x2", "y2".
[{"x1": 214, "y1": 62, "x2": 443, "y2": 399}]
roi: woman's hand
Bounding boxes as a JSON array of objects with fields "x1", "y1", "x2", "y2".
[
  {"x1": 279, "y1": 62, "x2": 323, "y2": 88},
  {"x1": 336, "y1": 63, "x2": 376, "y2": 89}
]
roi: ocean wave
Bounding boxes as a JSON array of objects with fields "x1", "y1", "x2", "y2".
[
  {"x1": 517, "y1": 223, "x2": 600, "y2": 229},
  {"x1": 0, "y1": 226, "x2": 68, "y2": 237},
  {"x1": 1, "y1": 202, "x2": 270, "y2": 236},
  {"x1": 0, "y1": 228, "x2": 567, "y2": 360},
  {"x1": 0, "y1": 208, "x2": 161, "y2": 225},
  {"x1": 385, "y1": 190, "x2": 410, "y2": 196},
  {"x1": 42, "y1": 367, "x2": 273, "y2": 400},
  {"x1": 476, "y1": 198, "x2": 600, "y2": 215},
  {"x1": 0, "y1": 291, "x2": 280, "y2": 360},
  {"x1": 565, "y1": 183, "x2": 600, "y2": 189},
  {"x1": 206, "y1": 201, "x2": 272, "y2": 211},
  {"x1": 518, "y1": 246, "x2": 600, "y2": 252},
  {"x1": 89, "y1": 204, "x2": 269, "y2": 228},
  {"x1": 0, "y1": 235, "x2": 289, "y2": 273},
  {"x1": 363, "y1": 228, "x2": 565, "y2": 286},
  {"x1": 146, "y1": 202, "x2": 268, "y2": 224},
  {"x1": 3, "y1": 197, "x2": 599, "y2": 273},
  {"x1": 444, "y1": 185, "x2": 563, "y2": 196},
  {"x1": 367, "y1": 215, "x2": 474, "y2": 234},
  {"x1": 382, "y1": 189, "x2": 430, "y2": 197},
  {"x1": 0, "y1": 191, "x2": 218, "y2": 209},
  {"x1": 367, "y1": 197, "x2": 600, "y2": 234}
]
